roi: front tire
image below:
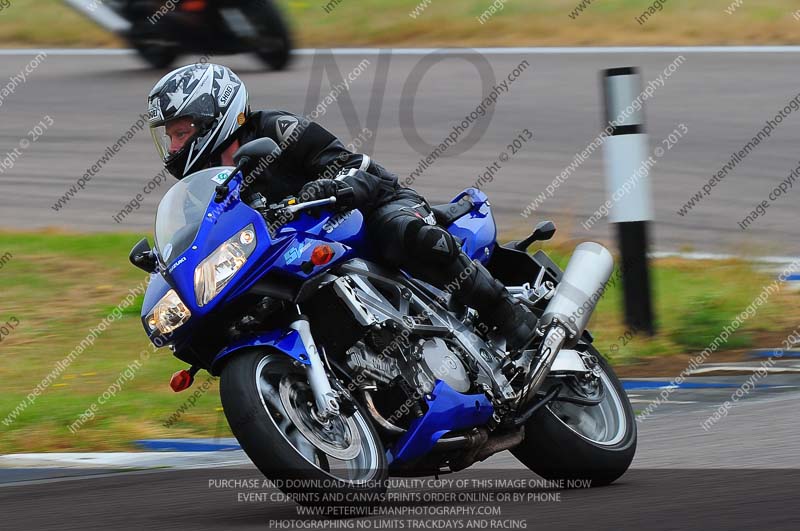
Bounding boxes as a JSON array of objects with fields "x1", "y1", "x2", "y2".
[
  {"x1": 511, "y1": 346, "x2": 636, "y2": 486},
  {"x1": 220, "y1": 350, "x2": 387, "y2": 506}
]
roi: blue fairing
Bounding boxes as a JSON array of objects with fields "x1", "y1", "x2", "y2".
[
  {"x1": 444, "y1": 188, "x2": 497, "y2": 264},
  {"x1": 211, "y1": 328, "x2": 310, "y2": 371},
  {"x1": 142, "y1": 272, "x2": 171, "y2": 319},
  {"x1": 266, "y1": 209, "x2": 366, "y2": 280},
  {"x1": 387, "y1": 380, "x2": 494, "y2": 465},
  {"x1": 140, "y1": 168, "x2": 364, "y2": 345}
]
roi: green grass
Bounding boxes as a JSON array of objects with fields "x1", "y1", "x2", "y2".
[
  {"x1": 0, "y1": 231, "x2": 227, "y2": 454},
  {"x1": 536, "y1": 246, "x2": 799, "y2": 366},
  {"x1": 3, "y1": 1, "x2": 800, "y2": 48},
  {"x1": 1, "y1": 231, "x2": 798, "y2": 453}
]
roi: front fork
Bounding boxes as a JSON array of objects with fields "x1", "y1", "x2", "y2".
[{"x1": 289, "y1": 315, "x2": 341, "y2": 419}]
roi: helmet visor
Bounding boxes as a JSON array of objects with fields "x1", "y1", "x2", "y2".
[{"x1": 151, "y1": 117, "x2": 201, "y2": 163}]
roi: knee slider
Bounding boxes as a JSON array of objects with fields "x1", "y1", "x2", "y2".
[{"x1": 405, "y1": 221, "x2": 460, "y2": 265}]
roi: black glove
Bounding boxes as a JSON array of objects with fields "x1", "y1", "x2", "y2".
[
  {"x1": 298, "y1": 179, "x2": 340, "y2": 201},
  {"x1": 298, "y1": 179, "x2": 353, "y2": 209}
]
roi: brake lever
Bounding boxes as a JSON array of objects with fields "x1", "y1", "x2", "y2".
[
  {"x1": 264, "y1": 196, "x2": 339, "y2": 229},
  {"x1": 285, "y1": 196, "x2": 337, "y2": 214}
]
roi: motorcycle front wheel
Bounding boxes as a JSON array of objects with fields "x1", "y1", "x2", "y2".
[
  {"x1": 220, "y1": 350, "x2": 387, "y2": 506},
  {"x1": 511, "y1": 345, "x2": 636, "y2": 486}
]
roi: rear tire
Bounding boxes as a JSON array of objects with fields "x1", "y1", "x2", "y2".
[
  {"x1": 220, "y1": 350, "x2": 387, "y2": 506},
  {"x1": 131, "y1": 41, "x2": 179, "y2": 69},
  {"x1": 511, "y1": 347, "x2": 636, "y2": 486},
  {"x1": 246, "y1": 0, "x2": 293, "y2": 71},
  {"x1": 129, "y1": 23, "x2": 179, "y2": 70}
]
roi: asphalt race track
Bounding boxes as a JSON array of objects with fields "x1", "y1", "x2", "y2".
[
  {"x1": 2, "y1": 49, "x2": 800, "y2": 254},
  {"x1": 3, "y1": 468, "x2": 800, "y2": 530},
  {"x1": 2, "y1": 378, "x2": 799, "y2": 530}
]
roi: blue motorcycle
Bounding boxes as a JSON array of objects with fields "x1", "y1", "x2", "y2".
[{"x1": 130, "y1": 138, "x2": 636, "y2": 505}]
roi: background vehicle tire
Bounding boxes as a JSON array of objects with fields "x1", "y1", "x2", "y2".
[
  {"x1": 511, "y1": 346, "x2": 636, "y2": 486},
  {"x1": 220, "y1": 349, "x2": 387, "y2": 506},
  {"x1": 246, "y1": 0, "x2": 293, "y2": 71},
  {"x1": 128, "y1": 19, "x2": 180, "y2": 71},
  {"x1": 131, "y1": 42, "x2": 179, "y2": 69}
]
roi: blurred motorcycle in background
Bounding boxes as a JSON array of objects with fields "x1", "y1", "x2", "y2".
[{"x1": 63, "y1": 0, "x2": 293, "y2": 70}]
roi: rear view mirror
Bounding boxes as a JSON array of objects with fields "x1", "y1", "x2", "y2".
[
  {"x1": 129, "y1": 238, "x2": 157, "y2": 273},
  {"x1": 233, "y1": 138, "x2": 282, "y2": 168},
  {"x1": 216, "y1": 139, "x2": 284, "y2": 203},
  {"x1": 531, "y1": 220, "x2": 557, "y2": 242},
  {"x1": 511, "y1": 220, "x2": 557, "y2": 252}
]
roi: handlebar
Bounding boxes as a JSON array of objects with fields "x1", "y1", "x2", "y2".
[
  {"x1": 336, "y1": 186, "x2": 355, "y2": 203},
  {"x1": 264, "y1": 186, "x2": 355, "y2": 225},
  {"x1": 283, "y1": 196, "x2": 338, "y2": 214}
]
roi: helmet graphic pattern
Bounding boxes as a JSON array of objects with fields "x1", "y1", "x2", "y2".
[{"x1": 147, "y1": 63, "x2": 249, "y2": 179}]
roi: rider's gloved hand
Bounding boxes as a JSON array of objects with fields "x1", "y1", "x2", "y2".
[{"x1": 298, "y1": 179, "x2": 352, "y2": 209}]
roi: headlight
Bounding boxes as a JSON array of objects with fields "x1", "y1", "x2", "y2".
[
  {"x1": 146, "y1": 289, "x2": 191, "y2": 335},
  {"x1": 194, "y1": 225, "x2": 256, "y2": 306}
]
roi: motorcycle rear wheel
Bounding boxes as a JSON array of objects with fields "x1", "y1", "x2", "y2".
[
  {"x1": 128, "y1": 19, "x2": 179, "y2": 69},
  {"x1": 511, "y1": 346, "x2": 636, "y2": 486},
  {"x1": 245, "y1": 0, "x2": 293, "y2": 71}
]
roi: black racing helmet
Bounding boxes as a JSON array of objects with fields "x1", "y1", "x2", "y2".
[{"x1": 147, "y1": 63, "x2": 249, "y2": 179}]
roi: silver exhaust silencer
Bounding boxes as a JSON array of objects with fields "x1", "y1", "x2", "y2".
[
  {"x1": 539, "y1": 242, "x2": 614, "y2": 348},
  {"x1": 518, "y1": 242, "x2": 613, "y2": 406}
]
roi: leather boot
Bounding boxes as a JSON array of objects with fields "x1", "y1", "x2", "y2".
[{"x1": 446, "y1": 254, "x2": 538, "y2": 351}]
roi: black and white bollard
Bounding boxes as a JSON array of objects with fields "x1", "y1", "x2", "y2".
[{"x1": 601, "y1": 67, "x2": 655, "y2": 335}]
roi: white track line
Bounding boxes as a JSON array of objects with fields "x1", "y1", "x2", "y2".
[
  {"x1": 651, "y1": 251, "x2": 800, "y2": 264},
  {"x1": 5, "y1": 46, "x2": 800, "y2": 56},
  {"x1": 0, "y1": 451, "x2": 250, "y2": 469},
  {"x1": 687, "y1": 365, "x2": 800, "y2": 375},
  {"x1": 0, "y1": 49, "x2": 133, "y2": 56},
  {"x1": 629, "y1": 398, "x2": 698, "y2": 404},
  {"x1": 293, "y1": 46, "x2": 800, "y2": 55}
]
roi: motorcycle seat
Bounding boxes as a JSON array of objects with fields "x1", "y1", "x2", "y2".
[{"x1": 430, "y1": 195, "x2": 474, "y2": 226}]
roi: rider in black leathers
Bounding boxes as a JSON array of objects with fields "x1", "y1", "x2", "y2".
[{"x1": 147, "y1": 64, "x2": 537, "y2": 350}]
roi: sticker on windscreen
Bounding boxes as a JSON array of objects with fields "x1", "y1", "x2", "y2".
[{"x1": 212, "y1": 172, "x2": 229, "y2": 184}]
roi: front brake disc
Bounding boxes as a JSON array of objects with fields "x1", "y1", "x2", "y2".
[{"x1": 278, "y1": 376, "x2": 362, "y2": 460}]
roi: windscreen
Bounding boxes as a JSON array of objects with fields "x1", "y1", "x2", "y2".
[{"x1": 154, "y1": 167, "x2": 234, "y2": 263}]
